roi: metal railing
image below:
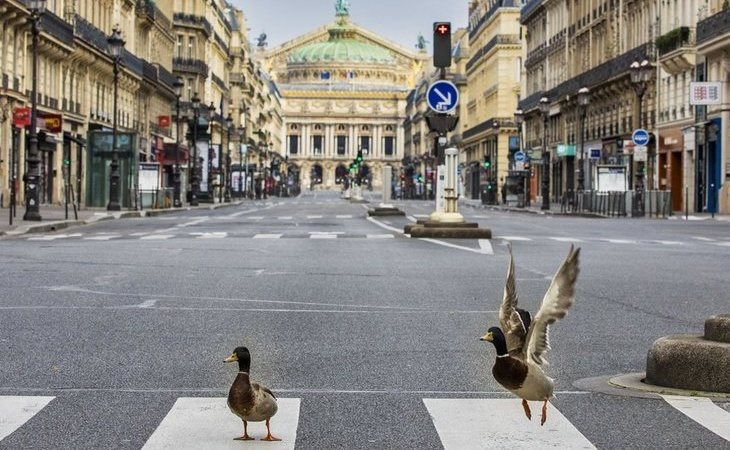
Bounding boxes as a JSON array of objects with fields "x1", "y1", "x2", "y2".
[{"x1": 560, "y1": 190, "x2": 672, "y2": 218}]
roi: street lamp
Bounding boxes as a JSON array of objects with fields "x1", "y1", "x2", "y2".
[
  {"x1": 514, "y1": 108, "x2": 529, "y2": 206},
  {"x1": 207, "y1": 101, "x2": 216, "y2": 198},
  {"x1": 23, "y1": 0, "x2": 46, "y2": 220},
  {"x1": 630, "y1": 59, "x2": 653, "y2": 215},
  {"x1": 190, "y1": 92, "x2": 200, "y2": 206},
  {"x1": 238, "y1": 125, "x2": 245, "y2": 198},
  {"x1": 539, "y1": 96, "x2": 550, "y2": 210},
  {"x1": 106, "y1": 25, "x2": 125, "y2": 212},
  {"x1": 577, "y1": 87, "x2": 591, "y2": 192},
  {"x1": 172, "y1": 76, "x2": 184, "y2": 207},
  {"x1": 224, "y1": 113, "x2": 233, "y2": 203}
]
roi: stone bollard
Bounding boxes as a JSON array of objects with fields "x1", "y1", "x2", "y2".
[{"x1": 645, "y1": 314, "x2": 730, "y2": 393}]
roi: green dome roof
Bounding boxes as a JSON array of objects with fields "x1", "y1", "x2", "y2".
[{"x1": 288, "y1": 23, "x2": 394, "y2": 65}]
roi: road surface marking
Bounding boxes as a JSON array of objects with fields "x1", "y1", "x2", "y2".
[
  {"x1": 83, "y1": 235, "x2": 121, "y2": 241},
  {"x1": 651, "y1": 240, "x2": 683, "y2": 245},
  {"x1": 366, "y1": 217, "x2": 405, "y2": 234},
  {"x1": 248, "y1": 216, "x2": 264, "y2": 221},
  {"x1": 549, "y1": 237, "x2": 584, "y2": 242},
  {"x1": 191, "y1": 232, "x2": 227, "y2": 239},
  {"x1": 277, "y1": 216, "x2": 293, "y2": 220},
  {"x1": 143, "y1": 397, "x2": 300, "y2": 450},
  {"x1": 0, "y1": 396, "x2": 55, "y2": 441},
  {"x1": 336, "y1": 215, "x2": 353, "y2": 219},
  {"x1": 716, "y1": 242, "x2": 730, "y2": 247},
  {"x1": 661, "y1": 395, "x2": 730, "y2": 441},
  {"x1": 366, "y1": 234, "x2": 395, "y2": 239},
  {"x1": 27, "y1": 235, "x2": 67, "y2": 241},
  {"x1": 306, "y1": 215, "x2": 323, "y2": 219},
  {"x1": 419, "y1": 238, "x2": 493, "y2": 256},
  {"x1": 603, "y1": 239, "x2": 637, "y2": 244},
  {"x1": 253, "y1": 234, "x2": 282, "y2": 239},
  {"x1": 140, "y1": 234, "x2": 175, "y2": 240},
  {"x1": 310, "y1": 234, "x2": 337, "y2": 239},
  {"x1": 424, "y1": 398, "x2": 595, "y2": 449},
  {"x1": 478, "y1": 239, "x2": 494, "y2": 254},
  {"x1": 495, "y1": 236, "x2": 533, "y2": 241},
  {"x1": 692, "y1": 236, "x2": 715, "y2": 242}
]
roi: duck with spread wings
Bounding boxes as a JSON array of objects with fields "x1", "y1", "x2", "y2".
[{"x1": 480, "y1": 245, "x2": 580, "y2": 425}]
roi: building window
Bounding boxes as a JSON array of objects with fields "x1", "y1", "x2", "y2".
[
  {"x1": 288, "y1": 135, "x2": 299, "y2": 155},
  {"x1": 337, "y1": 135, "x2": 347, "y2": 155},
  {"x1": 313, "y1": 135, "x2": 323, "y2": 155},
  {"x1": 176, "y1": 35, "x2": 183, "y2": 58},
  {"x1": 187, "y1": 36, "x2": 194, "y2": 58},
  {"x1": 360, "y1": 136, "x2": 370, "y2": 154},
  {"x1": 384, "y1": 136, "x2": 395, "y2": 156},
  {"x1": 320, "y1": 71, "x2": 331, "y2": 80}
]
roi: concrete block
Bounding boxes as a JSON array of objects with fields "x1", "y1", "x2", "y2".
[
  {"x1": 646, "y1": 334, "x2": 730, "y2": 393},
  {"x1": 409, "y1": 226, "x2": 492, "y2": 239},
  {"x1": 423, "y1": 221, "x2": 478, "y2": 228},
  {"x1": 705, "y1": 314, "x2": 730, "y2": 343},
  {"x1": 368, "y1": 208, "x2": 405, "y2": 217}
]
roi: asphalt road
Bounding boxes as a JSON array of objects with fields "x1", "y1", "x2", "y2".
[{"x1": 0, "y1": 191, "x2": 728, "y2": 449}]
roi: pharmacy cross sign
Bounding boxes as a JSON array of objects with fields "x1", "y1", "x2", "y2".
[
  {"x1": 436, "y1": 24, "x2": 449, "y2": 35},
  {"x1": 427, "y1": 80, "x2": 459, "y2": 114}
]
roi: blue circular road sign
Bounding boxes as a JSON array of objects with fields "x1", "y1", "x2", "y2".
[
  {"x1": 632, "y1": 129, "x2": 650, "y2": 146},
  {"x1": 514, "y1": 151, "x2": 526, "y2": 162},
  {"x1": 427, "y1": 80, "x2": 459, "y2": 114}
]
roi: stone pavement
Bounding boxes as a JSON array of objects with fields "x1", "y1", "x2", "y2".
[{"x1": 0, "y1": 201, "x2": 244, "y2": 237}]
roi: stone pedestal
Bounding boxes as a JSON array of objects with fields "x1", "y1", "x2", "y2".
[{"x1": 645, "y1": 314, "x2": 730, "y2": 393}]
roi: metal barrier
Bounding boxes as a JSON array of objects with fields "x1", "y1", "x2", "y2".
[{"x1": 561, "y1": 190, "x2": 672, "y2": 218}]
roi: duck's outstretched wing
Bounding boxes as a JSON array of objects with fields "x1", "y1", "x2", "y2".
[
  {"x1": 523, "y1": 245, "x2": 581, "y2": 366},
  {"x1": 499, "y1": 245, "x2": 529, "y2": 353}
]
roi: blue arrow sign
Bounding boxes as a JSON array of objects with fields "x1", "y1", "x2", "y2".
[
  {"x1": 514, "y1": 151, "x2": 526, "y2": 162},
  {"x1": 632, "y1": 129, "x2": 650, "y2": 146},
  {"x1": 427, "y1": 80, "x2": 459, "y2": 114}
]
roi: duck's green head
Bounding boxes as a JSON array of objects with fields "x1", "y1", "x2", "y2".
[
  {"x1": 224, "y1": 346, "x2": 251, "y2": 372},
  {"x1": 479, "y1": 327, "x2": 508, "y2": 356}
]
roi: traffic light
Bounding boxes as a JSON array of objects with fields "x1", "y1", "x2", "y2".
[
  {"x1": 482, "y1": 155, "x2": 491, "y2": 170},
  {"x1": 433, "y1": 22, "x2": 452, "y2": 68},
  {"x1": 356, "y1": 149, "x2": 363, "y2": 164}
]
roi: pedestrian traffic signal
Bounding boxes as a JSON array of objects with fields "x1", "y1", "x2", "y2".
[
  {"x1": 356, "y1": 149, "x2": 363, "y2": 164},
  {"x1": 433, "y1": 22, "x2": 452, "y2": 68},
  {"x1": 482, "y1": 156, "x2": 491, "y2": 170}
]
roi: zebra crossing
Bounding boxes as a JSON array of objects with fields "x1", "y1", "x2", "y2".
[
  {"x1": 25, "y1": 232, "x2": 400, "y2": 241},
  {"x1": 493, "y1": 235, "x2": 730, "y2": 247},
  {"x1": 1, "y1": 394, "x2": 727, "y2": 448}
]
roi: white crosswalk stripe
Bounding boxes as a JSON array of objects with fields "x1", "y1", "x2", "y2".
[
  {"x1": 253, "y1": 234, "x2": 282, "y2": 239},
  {"x1": 0, "y1": 396, "x2": 55, "y2": 441},
  {"x1": 310, "y1": 234, "x2": 337, "y2": 239},
  {"x1": 661, "y1": 395, "x2": 730, "y2": 441},
  {"x1": 83, "y1": 235, "x2": 121, "y2": 241},
  {"x1": 306, "y1": 215, "x2": 323, "y2": 219},
  {"x1": 424, "y1": 398, "x2": 595, "y2": 449},
  {"x1": 602, "y1": 239, "x2": 637, "y2": 244},
  {"x1": 142, "y1": 398, "x2": 300, "y2": 450},
  {"x1": 336, "y1": 215, "x2": 353, "y2": 219},
  {"x1": 140, "y1": 234, "x2": 175, "y2": 240},
  {"x1": 366, "y1": 234, "x2": 395, "y2": 239},
  {"x1": 549, "y1": 237, "x2": 584, "y2": 242},
  {"x1": 191, "y1": 232, "x2": 228, "y2": 239}
]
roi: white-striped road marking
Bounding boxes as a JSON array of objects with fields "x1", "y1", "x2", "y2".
[
  {"x1": 253, "y1": 234, "x2": 282, "y2": 239},
  {"x1": 661, "y1": 395, "x2": 730, "y2": 441},
  {"x1": 27, "y1": 233, "x2": 81, "y2": 241},
  {"x1": 336, "y1": 215, "x2": 353, "y2": 219},
  {"x1": 366, "y1": 217, "x2": 405, "y2": 234},
  {"x1": 495, "y1": 236, "x2": 533, "y2": 241},
  {"x1": 310, "y1": 234, "x2": 337, "y2": 239},
  {"x1": 692, "y1": 236, "x2": 716, "y2": 242},
  {"x1": 83, "y1": 235, "x2": 121, "y2": 241},
  {"x1": 0, "y1": 396, "x2": 55, "y2": 441},
  {"x1": 651, "y1": 240, "x2": 683, "y2": 245},
  {"x1": 424, "y1": 398, "x2": 595, "y2": 450},
  {"x1": 140, "y1": 234, "x2": 175, "y2": 240},
  {"x1": 143, "y1": 398, "x2": 300, "y2": 450},
  {"x1": 366, "y1": 234, "x2": 395, "y2": 239},
  {"x1": 277, "y1": 216, "x2": 293, "y2": 220},
  {"x1": 248, "y1": 216, "x2": 264, "y2": 221},
  {"x1": 603, "y1": 239, "x2": 637, "y2": 244},
  {"x1": 191, "y1": 232, "x2": 227, "y2": 239},
  {"x1": 478, "y1": 239, "x2": 494, "y2": 255},
  {"x1": 549, "y1": 237, "x2": 584, "y2": 243},
  {"x1": 716, "y1": 242, "x2": 730, "y2": 247},
  {"x1": 306, "y1": 215, "x2": 323, "y2": 219}
]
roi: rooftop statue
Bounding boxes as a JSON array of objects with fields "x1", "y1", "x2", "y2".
[
  {"x1": 335, "y1": 0, "x2": 350, "y2": 16},
  {"x1": 416, "y1": 34, "x2": 428, "y2": 51},
  {"x1": 256, "y1": 32, "x2": 268, "y2": 48}
]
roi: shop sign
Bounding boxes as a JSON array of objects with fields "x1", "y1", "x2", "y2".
[
  {"x1": 556, "y1": 144, "x2": 576, "y2": 157},
  {"x1": 12, "y1": 108, "x2": 30, "y2": 128}
]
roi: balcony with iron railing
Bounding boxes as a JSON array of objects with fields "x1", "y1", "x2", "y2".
[
  {"x1": 213, "y1": 32, "x2": 230, "y2": 55},
  {"x1": 521, "y1": 0, "x2": 544, "y2": 24},
  {"x1": 172, "y1": 57, "x2": 209, "y2": 76},
  {"x1": 466, "y1": 34, "x2": 521, "y2": 72},
  {"x1": 173, "y1": 13, "x2": 212, "y2": 37},
  {"x1": 697, "y1": 6, "x2": 730, "y2": 48},
  {"x1": 656, "y1": 26, "x2": 696, "y2": 74},
  {"x1": 136, "y1": 0, "x2": 172, "y2": 32},
  {"x1": 211, "y1": 72, "x2": 228, "y2": 92},
  {"x1": 35, "y1": 8, "x2": 74, "y2": 48}
]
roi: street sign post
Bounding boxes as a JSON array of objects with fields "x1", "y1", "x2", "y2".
[
  {"x1": 632, "y1": 129, "x2": 650, "y2": 147},
  {"x1": 514, "y1": 151, "x2": 526, "y2": 163},
  {"x1": 427, "y1": 80, "x2": 459, "y2": 114}
]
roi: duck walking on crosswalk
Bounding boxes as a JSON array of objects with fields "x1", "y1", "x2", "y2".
[
  {"x1": 480, "y1": 245, "x2": 580, "y2": 426},
  {"x1": 224, "y1": 346, "x2": 281, "y2": 442}
]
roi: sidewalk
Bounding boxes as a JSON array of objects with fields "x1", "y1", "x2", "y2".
[{"x1": 0, "y1": 201, "x2": 244, "y2": 237}]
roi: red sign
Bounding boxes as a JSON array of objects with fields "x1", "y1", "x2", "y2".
[
  {"x1": 12, "y1": 108, "x2": 30, "y2": 128},
  {"x1": 158, "y1": 115, "x2": 171, "y2": 128},
  {"x1": 41, "y1": 113, "x2": 63, "y2": 133},
  {"x1": 435, "y1": 22, "x2": 450, "y2": 35}
]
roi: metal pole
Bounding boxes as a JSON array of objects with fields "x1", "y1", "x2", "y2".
[
  {"x1": 578, "y1": 107, "x2": 586, "y2": 191},
  {"x1": 24, "y1": 14, "x2": 42, "y2": 220},
  {"x1": 541, "y1": 114, "x2": 550, "y2": 210},
  {"x1": 190, "y1": 109, "x2": 199, "y2": 206},
  {"x1": 107, "y1": 58, "x2": 121, "y2": 211},
  {"x1": 173, "y1": 96, "x2": 182, "y2": 207},
  {"x1": 224, "y1": 126, "x2": 232, "y2": 202}
]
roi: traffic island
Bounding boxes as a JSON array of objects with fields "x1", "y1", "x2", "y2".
[
  {"x1": 644, "y1": 314, "x2": 730, "y2": 393},
  {"x1": 368, "y1": 207, "x2": 405, "y2": 217},
  {"x1": 406, "y1": 220, "x2": 491, "y2": 239}
]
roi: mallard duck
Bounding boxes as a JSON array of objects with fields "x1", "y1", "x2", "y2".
[
  {"x1": 224, "y1": 346, "x2": 281, "y2": 441},
  {"x1": 480, "y1": 245, "x2": 580, "y2": 425}
]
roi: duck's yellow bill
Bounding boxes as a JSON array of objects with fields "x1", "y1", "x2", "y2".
[
  {"x1": 479, "y1": 332, "x2": 493, "y2": 341},
  {"x1": 224, "y1": 353, "x2": 238, "y2": 363}
]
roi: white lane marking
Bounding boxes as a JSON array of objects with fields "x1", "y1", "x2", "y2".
[
  {"x1": 661, "y1": 395, "x2": 730, "y2": 441},
  {"x1": 308, "y1": 232, "x2": 345, "y2": 235},
  {"x1": 419, "y1": 238, "x2": 493, "y2": 255},
  {"x1": 248, "y1": 216, "x2": 264, "y2": 221},
  {"x1": 424, "y1": 398, "x2": 595, "y2": 450},
  {"x1": 495, "y1": 236, "x2": 533, "y2": 241},
  {"x1": 549, "y1": 237, "x2": 584, "y2": 243},
  {"x1": 651, "y1": 240, "x2": 683, "y2": 245},
  {"x1": 406, "y1": 216, "x2": 418, "y2": 222},
  {"x1": 366, "y1": 234, "x2": 395, "y2": 239},
  {"x1": 83, "y1": 235, "x2": 121, "y2": 241},
  {"x1": 253, "y1": 234, "x2": 282, "y2": 239},
  {"x1": 310, "y1": 234, "x2": 337, "y2": 239},
  {"x1": 0, "y1": 396, "x2": 55, "y2": 441},
  {"x1": 367, "y1": 216, "x2": 406, "y2": 234},
  {"x1": 603, "y1": 239, "x2": 637, "y2": 244},
  {"x1": 277, "y1": 216, "x2": 293, "y2": 220},
  {"x1": 478, "y1": 239, "x2": 494, "y2": 255},
  {"x1": 28, "y1": 234, "x2": 68, "y2": 241},
  {"x1": 140, "y1": 234, "x2": 175, "y2": 240},
  {"x1": 306, "y1": 215, "x2": 323, "y2": 219},
  {"x1": 130, "y1": 232, "x2": 148, "y2": 236},
  {"x1": 692, "y1": 236, "x2": 716, "y2": 242},
  {"x1": 336, "y1": 215, "x2": 353, "y2": 219},
  {"x1": 716, "y1": 242, "x2": 730, "y2": 247},
  {"x1": 191, "y1": 232, "x2": 227, "y2": 239},
  {"x1": 143, "y1": 398, "x2": 300, "y2": 450}
]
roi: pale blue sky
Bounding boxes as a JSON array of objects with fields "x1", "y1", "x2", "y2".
[{"x1": 232, "y1": 0, "x2": 469, "y2": 51}]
